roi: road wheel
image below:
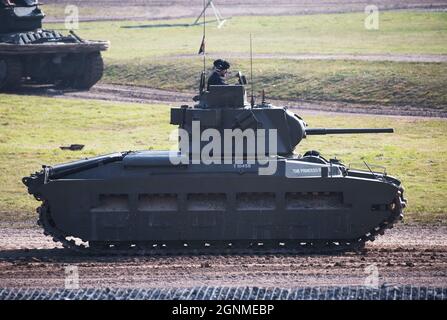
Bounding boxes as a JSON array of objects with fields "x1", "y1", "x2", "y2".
[
  {"x1": 0, "y1": 57, "x2": 23, "y2": 91},
  {"x1": 73, "y1": 52, "x2": 104, "y2": 90}
]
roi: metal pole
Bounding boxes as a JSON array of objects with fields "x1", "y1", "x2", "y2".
[
  {"x1": 194, "y1": 0, "x2": 211, "y2": 25},
  {"x1": 250, "y1": 34, "x2": 254, "y2": 108},
  {"x1": 203, "y1": 0, "x2": 206, "y2": 74}
]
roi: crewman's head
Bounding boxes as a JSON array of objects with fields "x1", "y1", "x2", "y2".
[{"x1": 213, "y1": 59, "x2": 230, "y2": 76}]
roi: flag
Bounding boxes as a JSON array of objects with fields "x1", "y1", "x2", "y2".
[{"x1": 198, "y1": 35, "x2": 205, "y2": 55}]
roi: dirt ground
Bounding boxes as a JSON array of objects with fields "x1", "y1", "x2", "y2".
[
  {"x1": 44, "y1": 0, "x2": 447, "y2": 22},
  {"x1": 0, "y1": 224, "x2": 445, "y2": 289}
]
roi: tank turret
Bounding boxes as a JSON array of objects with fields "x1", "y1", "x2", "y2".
[
  {"x1": 171, "y1": 83, "x2": 394, "y2": 158},
  {"x1": 0, "y1": 0, "x2": 44, "y2": 33}
]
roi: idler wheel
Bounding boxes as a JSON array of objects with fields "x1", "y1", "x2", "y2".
[{"x1": 72, "y1": 52, "x2": 104, "y2": 90}]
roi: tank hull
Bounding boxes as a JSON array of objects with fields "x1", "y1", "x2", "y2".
[
  {"x1": 24, "y1": 151, "x2": 405, "y2": 253},
  {"x1": 0, "y1": 31, "x2": 108, "y2": 91}
]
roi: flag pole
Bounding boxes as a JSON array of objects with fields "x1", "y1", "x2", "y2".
[
  {"x1": 250, "y1": 33, "x2": 255, "y2": 108},
  {"x1": 203, "y1": 0, "x2": 206, "y2": 75}
]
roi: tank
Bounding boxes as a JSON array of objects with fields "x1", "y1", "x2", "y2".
[
  {"x1": 0, "y1": 0, "x2": 108, "y2": 91},
  {"x1": 23, "y1": 80, "x2": 407, "y2": 255}
]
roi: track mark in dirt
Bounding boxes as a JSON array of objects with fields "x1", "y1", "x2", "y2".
[{"x1": 0, "y1": 224, "x2": 446, "y2": 289}]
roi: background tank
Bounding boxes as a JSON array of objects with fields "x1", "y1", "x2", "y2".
[
  {"x1": 0, "y1": 0, "x2": 108, "y2": 91},
  {"x1": 23, "y1": 83, "x2": 407, "y2": 255}
]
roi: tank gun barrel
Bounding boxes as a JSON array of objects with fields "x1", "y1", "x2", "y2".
[{"x1": 305, "y1": 128, "x2": 394, "y2": 135}]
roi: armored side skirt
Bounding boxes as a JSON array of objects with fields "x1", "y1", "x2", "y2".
[{"x1": 36, "y1": 171, "x2": 399, "y2": 243}]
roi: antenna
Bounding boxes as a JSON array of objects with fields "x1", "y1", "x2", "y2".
[
  {"x1": 203, "y1": 0, "x2": 206, "y2": 74},
  {"x1": 250, "y1": 34, "x2": 255, "y2": 108},
  {"x1": 197, "y1": 0, "x2": 207, "y2": 94}
]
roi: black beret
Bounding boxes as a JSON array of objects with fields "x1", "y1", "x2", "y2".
[{"x1": 213, "y1": 59, "x2": 230, "y2": 70}]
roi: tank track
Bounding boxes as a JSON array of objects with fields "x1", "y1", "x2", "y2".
[
  {"x1": 1, "y1": 30, "x2": 74, "y2": 45},
  {"x1": 35, "y1": 189, "x2": 405, "y2": 256}
]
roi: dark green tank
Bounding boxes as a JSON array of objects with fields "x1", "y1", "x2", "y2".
[
  {"x1": 23, "y1": 81, "x2": 407, "y2": 255},
  {"x1": 0, "y1": 0, "x2": 108, "y2": 91}
]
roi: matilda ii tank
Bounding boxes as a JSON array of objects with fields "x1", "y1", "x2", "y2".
[
  {"x1": 23, "y1": 79, "x2": 406, "y2": 255},
  {"x1": 0, "y1": 0, "x2": 108, "y2": 91}
]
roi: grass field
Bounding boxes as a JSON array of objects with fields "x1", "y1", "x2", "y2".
[
  {"x1": 105, "y1": 59, "x2": 447, "y2": 111},
  {"x1": 0, "y1": 94, "x2": 445, "y2": 224},
  {"x1": 48, "y1": 11, "x2": 447, "y2": 58},
  {"x1": 45, "y1": 11, "x2": 447, "y2": 110}
]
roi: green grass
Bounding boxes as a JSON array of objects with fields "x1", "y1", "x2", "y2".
[
  {"x1": 104, "y1": 59, "x2": 447, "y2": 111},
  {"x1": 0, "y1": 94, "x2": 173, "y2": 222},
  {"x1": 43, "y1": 11, "x2": 447, "y2": 110},
  {"x1": 0, "y1": 94, "x2": 446, "y2": 224},
  {"x1": 47, "y1": 11, "x2": 447, "y2": 58}
]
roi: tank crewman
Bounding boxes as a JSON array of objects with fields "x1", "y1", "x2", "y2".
[{"x1": 207, "y1": 59, "x2": 230, "y2": 91}]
